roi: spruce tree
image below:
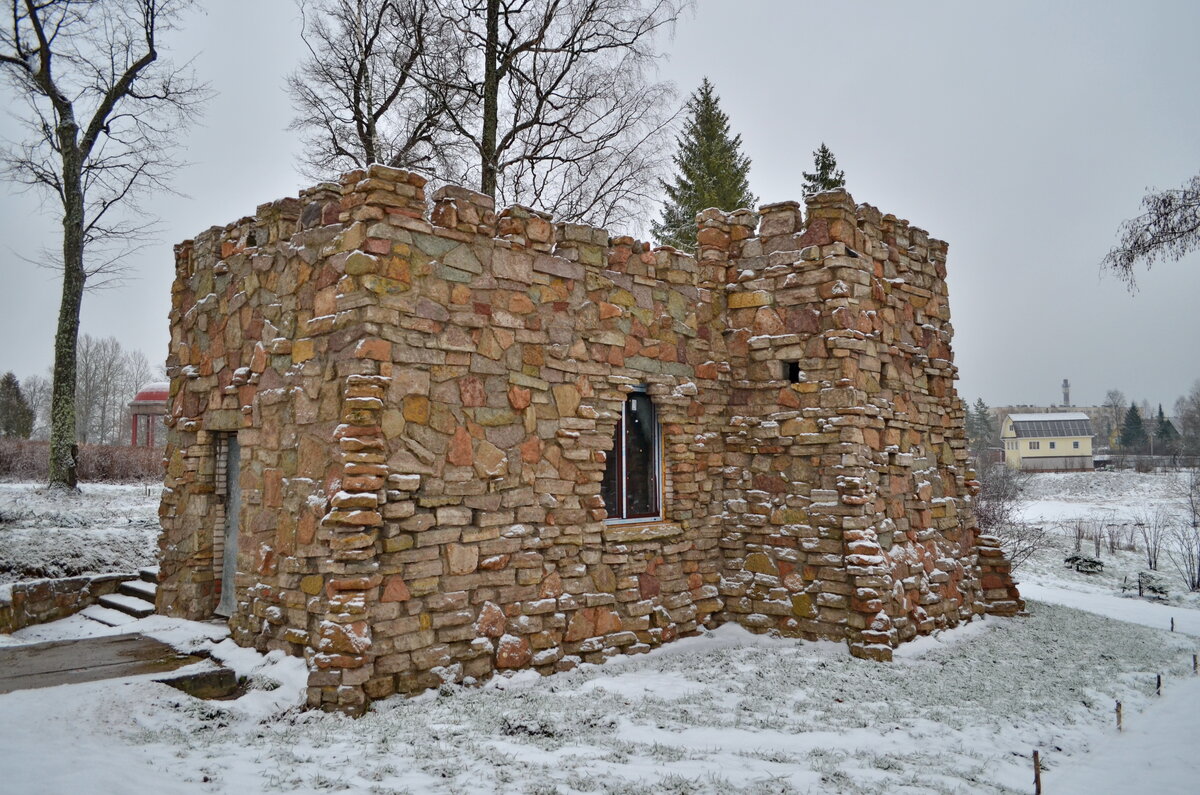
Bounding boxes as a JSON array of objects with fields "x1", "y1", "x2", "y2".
[
  {"x1": 970, "y1": 398, "x2": 996, "y2": 459},
  {"x1": 1155, "y1": 404, "x2": 1179, "y2": 443},
  {"x1": 653, "y1": 78, "x2": 755, "y2": 252},
  {"x1": 0, "y1": 372, "x2": 34, "y2": 439},
  {"x1": 802, "y1": 143, "x2": 846, "y2": 195},
  {"x1": 1119, "y1": 404, "x2": 1147, "y2": 451}
]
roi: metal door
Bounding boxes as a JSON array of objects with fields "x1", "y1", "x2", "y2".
[{"x1": 216, "y1": 436, "x2": 240, "y2": 617}]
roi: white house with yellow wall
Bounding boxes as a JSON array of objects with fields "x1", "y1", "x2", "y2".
[{"x1": 1001, "y1": 412, "x2": 1094, "y2": 471}]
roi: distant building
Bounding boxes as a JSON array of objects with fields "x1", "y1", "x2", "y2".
[
  {"x1": 1001, "y1": 412, "x2": 1094, "y2": 471},
  {"x1": 129, "y1": 381, "x2": 168, "y2": 447},
  {"x1": 993, "y1": 404, "x2": 1120, "y2": 450}
]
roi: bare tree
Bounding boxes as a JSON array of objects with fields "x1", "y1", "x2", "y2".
[
  {"x1": 287, "y1": 0, "x2": 469, "y2": 181},
  {"x1": 296, "y1": 0, "x2": 687, "y2": 228},
  {"x1": 444, "y1": 0, "x2": 684, "y2": 228},
  {"x1": 19, "y1": 373, "x2": 50, "y2": 439},
  {"x1": 0, "y1": 0, "x2": 206, "y2": 489},
  {"x1": 1099, "y1": 389, "x2": 1126, "y2": 450},
  {"x1": 118, "y1": 347, "x2": 155, "y2": 444},
  {"x1": 1176, "y1": 382, "x2": 1200, "y2": 457},
  {"x1": 1103, "y1": 173, "x2": 1200, "y2": 290},
  {"x1": 76, "y1": 334, "x2": 131, "y2": 444}
]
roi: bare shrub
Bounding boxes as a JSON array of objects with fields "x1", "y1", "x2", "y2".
[
  {"x1": 1105, "y1": 523, "x2": 1122, "y2": 554},
  {"x1": 998, "y1": 522, "x2": 1050, "y2": 573},
  {"x1": 973, "y1": 463, "x2": 1030, "y2": 532},
  {"x1": 1166, "y1": 523, "x2": 1200, "y2": 591},
  {"x1": 1166, "y1": 469, "x2": 1200, "y2": 591},
  {"x1": 1071, "y1": 519, "x2": 1086, "y2": 553},
  {"x1": 1177, "y1": 468, "x2": 1200, "y2": 530},
  {"x1": 0, "y1": 439, "x2": 163, "y2": 482},
  {"x1": 1133, "y1": 509, "x2": 1171, "y2": 571},
  {"x1": 972, "y1": 463, "x2": 1044, "y2": 572}
]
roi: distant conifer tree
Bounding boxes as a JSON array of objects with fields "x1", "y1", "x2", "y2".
[
  {"x1": 801, "y1": 143, "x2": 846, "y2": 195},
  {"x1": 1120, "y1": 404, "x2": 1148, "y2": 451},
  {"x1": 0, "y1": 372, "x2": 34, "y2": 439},
  {"x1": 652, "y1": 78, "x2": 755, "y2": 252},
  {"x1": 1155, "y1": 404, "x2": 1179, "y2": 443}
]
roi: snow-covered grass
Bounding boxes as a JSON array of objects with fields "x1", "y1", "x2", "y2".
[
  {"x1": 2, "y1": 470, "x2": 1200, "y2": 793},
  {"x1": 2, "y1": 604, "x2": 1197, "y2": 794},
  {"x1": 0, "y1": 482, "x2": 161, "y2": 584},
  {"x1": 1016, "y1": 470, "x2": 1200, "y2": 607}
]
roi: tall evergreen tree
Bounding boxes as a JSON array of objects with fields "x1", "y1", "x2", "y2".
[
  {"x1": 652, "y1": 78, "x2": 755, "y2": 252},
  {"x1": 968, "y1": 398, "x2": 996, "y2": 460},
  {"x1": 1120, "y1": 404, "x2": 1147, "y2": 451},
  {"x1": 801, "y1": 143, "x2": 846, "y2": 195},
  {"x1": 1155, "y1": 404, "x2": 1179, "y2": 443},
  {"x1": 0, "y1": 372, "x2": 34, "y2": 439}
]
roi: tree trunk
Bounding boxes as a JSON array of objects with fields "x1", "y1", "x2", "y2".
[
  {"x1": 48, "y1": 146, "x2": 85, "y2": 490},
  {"x1": 480, "y1": 0, "x2": 499, "y2": 198}
]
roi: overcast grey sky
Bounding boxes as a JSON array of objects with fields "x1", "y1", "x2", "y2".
[{"x1": 0, "y1": 0, "x2": 1196, "y2": 412}]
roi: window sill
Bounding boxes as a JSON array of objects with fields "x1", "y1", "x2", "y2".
[{"x1": 602, "y1": 521, "x2": 682, "y2": 543}]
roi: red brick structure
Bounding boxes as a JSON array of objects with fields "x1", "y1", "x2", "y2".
[{"x1": 157, "y1": 166, "x2": 1022, "y2": 713}]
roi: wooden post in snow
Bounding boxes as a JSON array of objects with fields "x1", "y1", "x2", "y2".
[
  {"x1": 1033, "y1": 749, "x2": 1042, "y2": 794},
  {"x1": 1115, "y1": 700, "x2": 1122, "y2": 731}
]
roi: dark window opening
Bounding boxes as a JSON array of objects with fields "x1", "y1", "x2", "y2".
[
  {"x1": 601, "y1": 391, "x2": 661, "y2": 522},
  {"x1": 786, "y1": 361, "x2": 802, "y2": 384}
]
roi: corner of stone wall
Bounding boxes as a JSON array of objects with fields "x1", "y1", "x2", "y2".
[{"x1": 974, "y1": 534, "x2": 1025, "y2": 616}]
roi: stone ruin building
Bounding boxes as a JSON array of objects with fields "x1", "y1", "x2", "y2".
[{"x1": 157, "y1": 165, "x2": 1023, "y2": 713}]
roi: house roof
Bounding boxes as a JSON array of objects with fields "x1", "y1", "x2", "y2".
[
  {"x1": 1007, "y1": 412, "x2": 1093, "y2": 438},
  {"x1": 130, "y1": 381, "x2": 169, "y2": 405}
]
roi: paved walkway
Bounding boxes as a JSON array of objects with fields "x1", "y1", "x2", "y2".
[{"x1": 0, "y1": 633, "x2": 203, "y2": 693}]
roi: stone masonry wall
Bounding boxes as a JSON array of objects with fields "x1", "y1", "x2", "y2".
[
  {"x1": 0, "y1": 574, "x2": 131, "y2": 633},
  {"x1": 158, "y1": 165, "x2": 1021, "y2": 713}
]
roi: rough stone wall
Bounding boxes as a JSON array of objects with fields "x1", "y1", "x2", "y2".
[
  {"x1": 705, "y1": 192, "x2": 1021, "y2": 661},
  {"x1": 0, "y1": 574, "x2": 131, "y2": 633},
  {"x1": 158, "y1": 165, "x2": 1021, "y2": 713}
]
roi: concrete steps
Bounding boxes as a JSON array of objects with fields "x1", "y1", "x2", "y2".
[
  {"x1": 79, "y1": 605, "x2": 136, "y2": 627},
  {"x1": 89, "y1": 566, "x2": 158, "y2": 623}
]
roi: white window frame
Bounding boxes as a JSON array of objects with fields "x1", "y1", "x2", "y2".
[{"x1": 602, "y1": 389, "x2": 663, "y2": 525}]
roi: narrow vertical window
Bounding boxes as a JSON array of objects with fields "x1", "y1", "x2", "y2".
[{"x1": 601, "y1": 390, "x2": 661, "y2": 522}]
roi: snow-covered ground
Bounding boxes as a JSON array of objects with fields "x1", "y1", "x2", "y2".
[
  {"x1": 0, "y1": 482, "x2": 161, "y2": 584},
  {"x1": 1017, "y1": 470, "x2": 1200, "y2": 608},
  {"x1": 0, "y1": 471, "x2": 1199, "y2": 793}
]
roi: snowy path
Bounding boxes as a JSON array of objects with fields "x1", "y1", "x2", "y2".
[
  {"x1": 1023, "y1": 581, "x2": 1200, "y2": 794},
  {"x1": 1049, "y1": 676, "x2": 1200, "y2": 795},
  {"x1": 1020, "y1": 581, "x2": 1200, "y2": 636}
]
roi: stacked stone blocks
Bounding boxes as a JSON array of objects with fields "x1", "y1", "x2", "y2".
[{"x1": 158, "y1": 165, "x2": 1022, "y2": 713}]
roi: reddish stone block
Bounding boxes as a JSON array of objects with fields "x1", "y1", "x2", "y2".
[
  {"x1": 448, "y1": 426, "x2": 474, "y2": 467},
  {"x1": 381, "y1": 576, "x2": 411, "y2": 602},
  {"x1": 354, "y1": 338, "x2": 391, "y2": 361},
  {"x1": 496, "y1": 635, "x2": 531, "y2": 668}
]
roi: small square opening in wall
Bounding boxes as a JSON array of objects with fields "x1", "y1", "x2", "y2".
[{"x1": 786, "y1": 361, "x2": 802, "y2": 384}]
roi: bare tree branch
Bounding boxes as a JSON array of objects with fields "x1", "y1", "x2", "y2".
[
  {"x1": 287, "y1": 0, "x2": 470, "y2": 182},
  {"x1": 1103, "y1": 173, "x2": 1200, "y2": 291}
]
